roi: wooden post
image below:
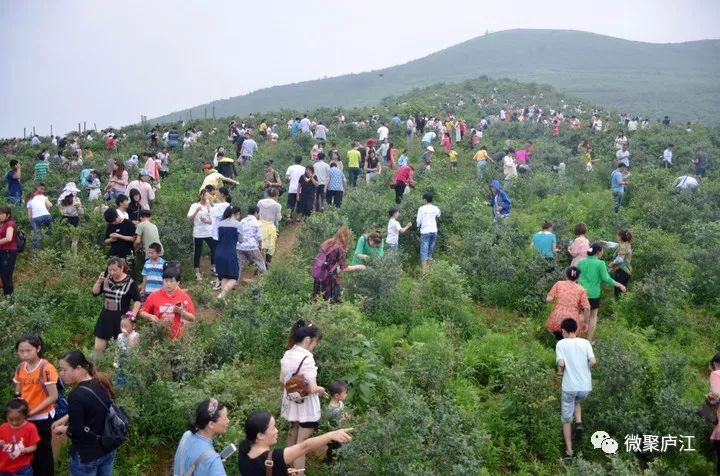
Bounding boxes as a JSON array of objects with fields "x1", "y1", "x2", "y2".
[
  {"x1": 23, "y1": 128, "x2": 26, "y2": 139},
  {"x1": 94, "y1": 123, "x2": 97, "y2": 132},
  {"x1": 83, "y1": 121, "x2": 86, "y2": 132},
  {"x1": 50, "y1": 124, "x2": 53, "y2": 136},
  {"x1": 204, "y1": 108, "x2": 207, "y2": 119},
  {"x1": 212, "y1": 105, "x2": 215, "y2": 119},
  {"x1": 32, "y1": 126, "x2": 35, "y2": 135},
  {"x1": 78, "y1": 123, "x2": 81, "y2": 133}
]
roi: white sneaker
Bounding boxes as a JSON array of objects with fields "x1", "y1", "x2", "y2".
[{"x1": 196, "y1": 272, "x2": 203, "y2": 281}]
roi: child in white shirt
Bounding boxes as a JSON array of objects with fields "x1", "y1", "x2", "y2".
[{"x1": 386, "y1": 208, "x2": 412, "y2": 250}]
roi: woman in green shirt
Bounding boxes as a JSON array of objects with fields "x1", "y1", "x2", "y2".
[
  {"x1": 577, "y1": 243, "x2": 626, "y2": 343},
  {"x1": 351, "y1": 230, "x2": 384, "y2": 265}
]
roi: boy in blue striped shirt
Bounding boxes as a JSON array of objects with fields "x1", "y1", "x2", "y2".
[{"x1": 141, "y1": 242, "x2": 165, "y2": 300}]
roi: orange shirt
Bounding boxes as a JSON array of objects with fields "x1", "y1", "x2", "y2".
[
  {"x1": 141, "y1": 288, "x2": 195, "y2": 340},
  {"x1": 13, "y1": 359, "x2": 58, "y2": 419}
]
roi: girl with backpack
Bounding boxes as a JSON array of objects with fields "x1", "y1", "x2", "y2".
[
  {"x1": 310, "y1": 227, "x2": 365, "y2": 303},
  {"x1": 13, "y1": 334, "x2": 61, "y2": 476},
  {"x1": 279, "y1": 320, "x2": 328, "y2": 471},
  {"x1": 52, "y1": 350, "x2": 118, "y2": 476}
]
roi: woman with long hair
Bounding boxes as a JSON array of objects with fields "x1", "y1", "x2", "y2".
[
  {"x1": 311, "y1": 227, "x2": 365, "y2": 302},
  {"x1": 214, "y1": 206, "x2": 243, "y2": 299},
  {"x1": 52, "y1": 350, "x2": 118, "y2": 475},
  {"x1": 238, "y1": 410, "x2": 352, "y2": 475},
  {"x1": 127, "y1": 188, "x2": 142, "y2": 224},
  {"x1": 91, "y1": 257, "x2": 142, "y2": 354},
  {"x1": 609, "y1": 229, "x2": 632, "y2": 298},
  {"x1": 106, "y1": 162, "x2": 128, "y2": 200},
  {"x1": 278, "y1": 320, "x2": 327, "y2": 470},
  {"x1": 13, "y1": 334, "x2": 60, "y2": 476},
  {"x1": 173, "y1": 398, "x2": 230, "y2": 475},
  {"x1": 187, "y1": 189, "x2": 216, "y2": 281}
]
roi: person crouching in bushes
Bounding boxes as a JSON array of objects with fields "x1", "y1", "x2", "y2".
[
  {"x1": 310, "y1": 227, "x2": 365, "y2": 303},
  {"x1": 0, "y1": 399, "x2": 40, "y2": 476},
  {"x1": 609, "y1": 229, "x2": 632, "y2": 299},
  {"x1": 279, "y1": 320, "x2": 327, "y2": 471},
  {"x1": 351, "y1": 229, "x2": 385, "y2": 265},
  {"x1": 173, "y1": 398, "x2": 230, "y2": 476},
  {"x1": 546, "y1": 267, "x2": 591, "y2": 341},
  {"x1": 138, "y1": 265, "x2": 196, "y2": 341},
  {"x1": 238, "y1": 410, "x2": 352, "y2": 476}
]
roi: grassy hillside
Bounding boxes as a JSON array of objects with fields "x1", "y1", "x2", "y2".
[
  {"x1": 151, "y1": 29, "x2": 720, "y2": 125},
  {"x1": 2, "y1": 77, "x2": 720, "y2": 474}
]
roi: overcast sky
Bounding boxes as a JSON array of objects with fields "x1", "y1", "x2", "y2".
[{"x1": 1, "y1": 0, "x2": 718, "y2": 138}]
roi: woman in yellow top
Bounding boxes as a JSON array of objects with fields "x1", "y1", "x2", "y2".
[
  {"x1": 472, "y1": 146, "x2": 494, "y2": 179},
  {"x1": 579, "y1": 139, "x2": 595, "y2": 171}
]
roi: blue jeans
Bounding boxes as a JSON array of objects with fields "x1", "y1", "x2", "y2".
[
  {"x1": 30, "y1": 215, "x2": 53, "y2": 251},
  {"x1": 8, "y1": 195, "x2": 22, "y2": 207},
  {"x1": 0, "y1": 464, "x2": 33, "y2": 476},
  {"x1": 419, "y1": 232, "x2": 437, "y2": 261},
  {"x1": 612, "y1": 191, "x2": 624, "y2": 213},
  {"x1": 348, "y1": 167, "x2": 361, "y2": 187},
  {"x1": 70, "y1": 450, "x2": 117, "y2": 476}
]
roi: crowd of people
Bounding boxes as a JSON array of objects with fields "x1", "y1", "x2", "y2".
[{"x1": 0, "y1": 96, "x2": 715, "y2": 474}]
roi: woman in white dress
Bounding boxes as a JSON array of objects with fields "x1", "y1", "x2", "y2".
[{"x1": 279, "y1": 320, "x2": 327, "y2": 471}]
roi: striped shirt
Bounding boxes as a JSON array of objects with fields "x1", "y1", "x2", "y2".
[
  {"x1": 142, "y1": 257, "x2": 166, "y2": 295},
  {"x1": 34, "y1": 161, "x2": 49, "y2": 181}
]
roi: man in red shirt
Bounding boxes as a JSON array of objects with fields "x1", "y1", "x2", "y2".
[
  {"x1": 139, "y1": 266, "x2": 195, "y2": 340},
  {"x1": 392, "y1": 165, "x2": 415, "y2": 204}
]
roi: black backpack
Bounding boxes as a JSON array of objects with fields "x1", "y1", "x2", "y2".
[
  {"x1": 15, "y1": 230, "x2": 26, "y2": 253},
  {"x1": 79, "y1": 386, "x2": 130, "y2": 450}
]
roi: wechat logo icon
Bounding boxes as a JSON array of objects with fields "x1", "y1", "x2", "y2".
[{"x1": 591, "y1": 430, "x2": 619, "y2": 455}]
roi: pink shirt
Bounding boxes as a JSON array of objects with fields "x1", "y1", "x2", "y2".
[
  {"x1": 711, "y1": 370, "x2": 720, "y2": 440},
  {"x1": 569, "y1": 236, "x2": 591, "y2": 268},
  {"x1": 515, "y1": 149, "x2": 528, "y2": 164}
]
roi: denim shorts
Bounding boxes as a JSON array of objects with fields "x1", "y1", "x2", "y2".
[
  {"x1": 561, "y1": 390, "x2": 590, "y2": 422},
  {"x1": 419, "y1": 232, "x2": 437, "y2": 261}
]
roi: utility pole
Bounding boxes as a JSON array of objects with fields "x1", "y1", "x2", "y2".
[{"x1": 50, "y1": 124, "x2": 53, "y2": 136}]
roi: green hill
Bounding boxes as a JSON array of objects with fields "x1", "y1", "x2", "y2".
[
  {"x1": 151, "y1": 29, "x2": 720, "y2": 125},
  {"x1": 3, "y1": 77, "x2": 720, "y2": 474}
]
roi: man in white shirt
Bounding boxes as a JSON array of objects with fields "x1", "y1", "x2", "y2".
[
  {"x1": 416, "y1": 192, "x2": 441, "y2": 270},
  {"x1": 662, "y1": 144, "x2": 674, "y2": 168},
  {"x1": 615, "y1": 144, "x2": 630, "y2": 167},
  {"x1": 285, "y1": 157, "x2": 306, "y2": 221},
  {"x1": 377, "y1": 122, "x2": 389, "y2": 142},
  {"x1": 556, "y1": 318, "x2": 596, "y2": 460},
  {"x1": 313, "y1": 152, "x2": 330, "y2": 211}
]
